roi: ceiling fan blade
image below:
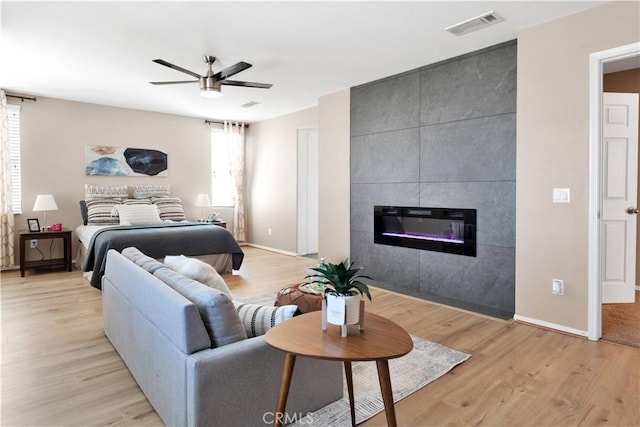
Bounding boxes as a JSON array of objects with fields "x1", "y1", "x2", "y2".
[
  {"x1": 221, "y1": 80, "x2": 273, "y2": 89},
  {"x1": 149, "y1": 80, "x2": 199, "y2": 85},
  {"x1": 152, "y1": 59, "x2": 202, "y2": 79},
  {"x1": 213, "y1": 62, "x2": 252, "y2": 80}
]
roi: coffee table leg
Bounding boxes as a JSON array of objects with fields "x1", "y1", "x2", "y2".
[
  {"x1": 376, "y1": 359, "x2": 397, "y2": 427},
  {"x1": 344, "y1": 361, "x2": 356, "y2": 427},
  {"x1": 274, "y1": 353, "x2": 296, "y2": 427}
]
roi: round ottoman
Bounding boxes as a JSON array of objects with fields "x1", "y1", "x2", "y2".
[{"x1": 275, "y1": 283, "x2": 324, "y2": 314}]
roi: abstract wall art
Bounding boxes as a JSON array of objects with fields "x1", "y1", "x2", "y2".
[{"x1": 85, "y1": 145, "x2": 168, "y2": 177}]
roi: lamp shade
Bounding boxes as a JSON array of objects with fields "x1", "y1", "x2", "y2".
[
  {"x1": 195, "y1": 194, "x2": 211, "y2": 207},
  {"x1": 33, "y1": 194, "x2": 58, "y2": 211}
]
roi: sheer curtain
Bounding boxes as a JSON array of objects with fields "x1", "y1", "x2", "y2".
[
  {"x1": 0, "y1": 90, "x2": 15, "y2": 267},
  {"x1": 225, "y1": 121, "x2": 246, "y2": 242}
]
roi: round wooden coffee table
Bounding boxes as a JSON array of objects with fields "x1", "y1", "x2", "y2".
[{"x1": 265, "y1": 310, "x2": 413, "y2": 427}]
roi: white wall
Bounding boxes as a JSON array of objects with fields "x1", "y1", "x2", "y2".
[
  {"x1": 318, "y1": 89, "x2": 350, "y2": 262},
  {"x1": 14, "y1": 97, "x2": 212, "y2": 262},
  {"x1": 246, "y1": 107, "x2": 319, "y2": 254},
  {"x1": 516, "y1": 1, "x2": 640, "y2": 332}
]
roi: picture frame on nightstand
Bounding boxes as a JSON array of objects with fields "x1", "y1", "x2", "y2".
[{"x1": 27, "y1": 218, "x2": 40, "y2": 232}]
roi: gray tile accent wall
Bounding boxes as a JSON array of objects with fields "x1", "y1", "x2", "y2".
[{"x1": 350, "y1": 40, "x2": 516, "y2": 318}]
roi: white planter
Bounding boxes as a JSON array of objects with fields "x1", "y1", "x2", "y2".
[{"x1": 326, "y1": 293, "x2": 361, "y2": 326}]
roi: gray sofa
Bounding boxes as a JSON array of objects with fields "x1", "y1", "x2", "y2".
[{"x1": 102, "y1": 248, "x2": 343, "y2": 426}]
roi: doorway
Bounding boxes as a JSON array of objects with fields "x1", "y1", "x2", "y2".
[
  {"x1": 297, "y1": 128, "x2": 319, "y2": 257},
  {"x1": 588, "y1": 42, "x2": 640, "y2": 342},
  {"x1": 601, "y1": 70, "x2": 640, "y2": 347}
]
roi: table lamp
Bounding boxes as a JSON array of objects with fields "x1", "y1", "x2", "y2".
[
  {"x1": 195, "y1": 194, "x2": 211, "y2": 221},
  {"x1": 33, "y1": 194, "x2": 58, "y2": 227}
]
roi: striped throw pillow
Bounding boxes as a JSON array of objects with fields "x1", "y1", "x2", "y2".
[
  {"x1": 152, "y1": 197, "x2": 186, "y2": 221},
  {"x1": 86, "y1": 198, "x2": 122, "y2": 225},
  {"x1": 114, "y1": 204, "x2": 162, "y2": 225},
  {"x1": 233, "y1": 302, "x2": 298, "y2": 337},
  {"x1": 85, "y1": 184, "x2": 129, "y2": 199},
  {"x1": 133, "y1": 184, "x2": 171, "y2": 199}
]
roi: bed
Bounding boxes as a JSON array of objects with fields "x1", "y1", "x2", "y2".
[
  {"x1": 76, "y1": 184, "x2": 244, "y2": 290},
  {"x1": 78, "y1": 222, "x2": 243, "y2": 289}
]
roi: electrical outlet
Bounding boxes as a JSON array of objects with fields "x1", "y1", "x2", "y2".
[
  {"x1": 552, "y1": 279, "x2": 564, "y2": 296},
  {"x1": 30, "y1": 240, "x2": 38, "y2": 249},
  {"x1": 268, "y1": 228, "x2": 272, "y2": 236}
]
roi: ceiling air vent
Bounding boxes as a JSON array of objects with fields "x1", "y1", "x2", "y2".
[
  {"x1": 446, "y1": 11, "x2": 504, "y2": 36},
  {"x1": 241, "y1": 101, "x2": 261, "y2": 108}
]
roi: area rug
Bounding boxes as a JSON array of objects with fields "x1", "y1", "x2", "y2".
[
  {"x1": 284, "y1": 334, "x2": 469, "y2": 426},
  {"x1": 239, "y1": 292, "x2": 470, "y2": 426}
]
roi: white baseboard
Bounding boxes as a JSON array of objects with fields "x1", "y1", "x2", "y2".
[
  {"x1": 245, "y1": 243, "x2": 298, "y2": 257},
  {"x1": 513, "y1": 314, "x2": 588, "y2": 338}
]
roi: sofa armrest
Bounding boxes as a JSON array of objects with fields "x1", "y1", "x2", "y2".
[{"x1": 187, "y1": 336, "x2": 343, "y2": 426}]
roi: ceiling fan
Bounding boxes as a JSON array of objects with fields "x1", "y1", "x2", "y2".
[{"x1": 150, "y1": 55, "x2": 272, "y2": 98}]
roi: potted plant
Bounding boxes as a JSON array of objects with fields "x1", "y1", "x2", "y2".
[{"x1": 306, "y1": 259, "x2": 372, "y2": 327}]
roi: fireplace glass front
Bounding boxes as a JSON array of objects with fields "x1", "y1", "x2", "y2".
[{"x1": 374, "y1": 206, "x2": 476, "y2": 256}]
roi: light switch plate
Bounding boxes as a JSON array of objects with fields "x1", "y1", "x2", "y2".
[{"x1": 553, "y1": 188, "x2": 570, "y2": 203}]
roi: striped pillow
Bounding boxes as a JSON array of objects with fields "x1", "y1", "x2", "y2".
[
  {"x1": 85, "y1": 184, "x2": 129, "y2": 199},
  {"x1": 114, "y1": 204, "x2": 162, "y2": 225},
  {"x1": 233, "y1": 302, "x2": 298, "y2": 337},
  {"x1": 122, "y1": 198, "x2": 152, "y2": 205},
  {"x1": 152, "y1": 197, "x2": 186, "y2": 221},
  {"x1": 86, "y1": 198, "x2": 122, "y2": 225},
  {"x1": 133, "y1": 184, "x2": 171, "y2": 199}
]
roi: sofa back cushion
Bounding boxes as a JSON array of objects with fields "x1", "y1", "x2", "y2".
[
  {"x1": 121, "y1": 247, "x2": 166, "y2": 274},
  {"x1": 104, "y1": 250, "x2": 211, "y2": 354},
  {"x1": 154, "y1": 268, "x2": 247, "y2": 348}
]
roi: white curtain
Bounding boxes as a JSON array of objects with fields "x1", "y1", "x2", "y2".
[
  {"x1": 225, "y1": 121, "x2": 246, "y2": 242},
  {"x1": 0, "y1": 90, "x2": 15, "y2": 267}
]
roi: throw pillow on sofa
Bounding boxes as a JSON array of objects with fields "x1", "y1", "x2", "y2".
[
  {"x1": 154, "y1": 268, "x2": 247, "y2": 347},
  {"x1": 164, "y1": 255, "x2": 233, "y2": 299},
  {"x1": 233, "y1": 302, "x2": 298, "y2": 338}
]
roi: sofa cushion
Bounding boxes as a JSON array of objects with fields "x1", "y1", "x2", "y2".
[
  {"x1": 154, "y1": 268, "x2": 247, "y2": 347},
  {"x1": 233, "y1": 302, "x2": 298, "y2": 338},
  {"x1": 121, "y1": 247, "x2": 166, "y2": 274},
  {"x1": 164, "y1": 255, "x2": 232, "y2": 299}
]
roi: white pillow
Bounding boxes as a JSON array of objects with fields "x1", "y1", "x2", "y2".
[
  {"x1": 233, "y1": 302, "x2": 298, "y2": 337},
  {"x1": 114, "y1": 204, "x2": 162, "y2": 225},
  {"x1": 164, "y1": 255, "x2": 232, "y2": 299}
]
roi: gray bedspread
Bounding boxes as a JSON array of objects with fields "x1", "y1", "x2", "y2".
[{"x1": 82, "y1": 222, "x2": 244, "y2": 289}]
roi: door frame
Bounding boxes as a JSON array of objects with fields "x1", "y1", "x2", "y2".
[{"x1": 588, "y1": 42, "x2": 640, "y2": 341}]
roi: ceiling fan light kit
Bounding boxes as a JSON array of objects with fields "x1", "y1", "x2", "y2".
[
  {"x1": 200, "y1": 77, "x2": 222, "y2": 98},
  {"x1": 150, "y1": 55, "x2": 272, "y2": 99}
]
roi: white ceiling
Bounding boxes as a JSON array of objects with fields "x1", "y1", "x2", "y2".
[{"x1": 1, "y1": 1, "x2": 605, "y2": 123}]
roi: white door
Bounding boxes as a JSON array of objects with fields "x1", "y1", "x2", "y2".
[
  {"x1": 297, "y1": 128, "x2": 319, "y2": 255},
  {"x1": 601, "y1": 92, "x2": 639, "y2": 303}
]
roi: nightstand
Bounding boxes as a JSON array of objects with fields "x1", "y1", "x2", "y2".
[{"x1": 19, "y1": 228, "x2": 72, "y2": 277}]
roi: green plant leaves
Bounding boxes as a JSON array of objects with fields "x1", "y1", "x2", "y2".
[{"x1": 304, "y1": 258, "x2": 373, "y2": 301}]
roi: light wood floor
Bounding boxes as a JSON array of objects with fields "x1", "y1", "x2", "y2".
[{"x1": 1, "y1": 246, "x2": 639, "y2": 426}]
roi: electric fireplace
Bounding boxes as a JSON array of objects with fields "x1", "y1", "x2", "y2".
[{"x1": 374, "y1": 206, "x2": 477, "y2": 256}]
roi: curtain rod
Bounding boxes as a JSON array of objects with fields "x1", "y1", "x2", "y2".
[
  {"x1": 5, "y1": 93, "x2": 36, "y2": 102},
  {"x1": 204, "y1": 119, "x2": 249, "y2": 128}
]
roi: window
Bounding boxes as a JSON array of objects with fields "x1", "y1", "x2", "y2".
[
  {"x1": 211, "y1": 128, "x2": 235, "y2": 206},
  {"x1": 7, "y1": 104, "x2": 21, "y2": 214}
]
